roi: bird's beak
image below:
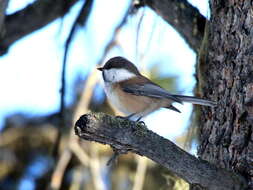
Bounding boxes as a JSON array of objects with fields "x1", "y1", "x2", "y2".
[{"x1": 97, "y1": 67, "x2": 103, "y2": 71}]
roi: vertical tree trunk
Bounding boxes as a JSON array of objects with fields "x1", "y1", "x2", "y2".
[{"x1": 197, "y1": 1, "x2": 253, "y2": 189}]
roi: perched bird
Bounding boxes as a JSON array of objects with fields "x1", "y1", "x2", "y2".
[{"x1": 98, "y1": 56, "x2": 216, "y2": 121}]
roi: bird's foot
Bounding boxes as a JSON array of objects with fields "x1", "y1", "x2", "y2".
[
  {"x1": 136, "y1": 117, "x2": 146, "y2": 126},
  {"x1": 136, "y1": 120, "x2": 146, "y2": 126},
  {"x1": 116, "y1": 114, "x2": 145, "y2": 126},
  {"x1": 115, "y1": 115, "x2": 127, "y2": 120},
  {"x1": 116, "y1": 113, "x2": 136, "y2": 121}
]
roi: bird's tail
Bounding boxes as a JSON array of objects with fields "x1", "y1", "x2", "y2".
[{"x1": 173, "y1": 95, "x2": 216, "y2": 107}]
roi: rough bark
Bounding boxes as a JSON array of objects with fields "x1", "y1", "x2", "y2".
[
  {"x1": 197, "y1": 1, "x2": 253, "y2": 189},
  {"x1": 145, "y1": 0, "x2": 206, "y2": 52},
  {"x1": 0, "y1": 0, "x2": 78, "y2": 55},
  {"x1": 75, "y1": 112, "x2": 246, "y2": 190}
]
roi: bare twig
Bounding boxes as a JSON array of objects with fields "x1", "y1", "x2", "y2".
[
  {"x1": 75, "y1": 112, "x2": 247, "y2": 190},
  {"x1": 69, "y1": 139, "x2": 90, "y2": 166},
  {"x1": 71, "y1": 68, "x2": 98, "y2": 122},
  {"x1": 132, "y1": 157, "x2": 148, "y2": 190},
  {"x1": 89, "y1": 143, "x2": 106, "y2": 190},
  {"x1": 69, "y1": 167, "x2": 83, "y2": 190},
  {"x1": 0, "y1": 0, "x2": 79, "y2": 55},
  {"x1": 49, "y1": 68, "x2": 98, "y2": 190},
  {"x1": 49, "y1": 149, "x2": 72, "y2": 190},
  {"x1": 52, "y1": 0, "x2": 94, "y2": 160},
  {"x1": 59, "y1": 0, "x2": 94, "y2": 132},
  {"x1": 49, "y1": 0, "x2": 95, "y2": 185}
]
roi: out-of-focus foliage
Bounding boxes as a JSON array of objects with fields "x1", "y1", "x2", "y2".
[{"x1": 148, "y1": 63, "x2": 177, "y2": 92}]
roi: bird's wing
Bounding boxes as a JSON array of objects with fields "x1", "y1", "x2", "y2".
[{"x1": 121, "y1": 82, "x2": 182, "y2": 104}]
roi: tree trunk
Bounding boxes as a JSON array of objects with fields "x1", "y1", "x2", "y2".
[{"x1": 197, "y1": 1, "x2": 253, "y2": 189}]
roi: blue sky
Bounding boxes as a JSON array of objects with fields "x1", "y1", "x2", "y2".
[{"x1": 0, "y1": 0, "x2": 209, "y2": 139}]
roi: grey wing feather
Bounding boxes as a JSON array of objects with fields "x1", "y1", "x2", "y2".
[
  {"x1": 172, "y1": 95, "x2": 217, "y2": 107},
  {"x1": 122, "y1": 83, "x2": 182, "y2": 104}
]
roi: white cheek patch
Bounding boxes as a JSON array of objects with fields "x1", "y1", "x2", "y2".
[{"x1": 104, "y1": 68, "x2": 136, "y2": 83}]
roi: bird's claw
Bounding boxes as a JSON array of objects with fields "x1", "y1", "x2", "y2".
[
  {"x1": 115, "y1": 115, "x2": 126, "y2": 120},
  {"x1": 137, "y1": 120, "x2": 146, "y2": 126}
]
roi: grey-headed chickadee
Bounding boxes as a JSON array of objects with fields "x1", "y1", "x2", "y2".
[{"x1": 98, "y1": 56, "x2": 216, "y2": 121}]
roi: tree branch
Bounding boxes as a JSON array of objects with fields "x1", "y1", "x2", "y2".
[
  {"x1": 74, "y1": 112, "x2": 247, "y2": 190},
  {"x1": 144, "y1": 0, "x2": 206, "y2": 52},
  {"x1": 0, "y1": 0, "x2": 78, "y2": 55}
]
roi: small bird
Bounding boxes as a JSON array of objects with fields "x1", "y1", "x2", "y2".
[{"x1": 98, "y1": 56, "x2": 216, "y2": 121}]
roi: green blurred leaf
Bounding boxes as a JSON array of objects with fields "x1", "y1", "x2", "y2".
[{"x1": 148, "y1": 63, "x2": 178, "y2": 92}]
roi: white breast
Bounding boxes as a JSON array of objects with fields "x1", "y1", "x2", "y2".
[{"x1": 102, "y1": 68, "x2": 136, "y2": 115}]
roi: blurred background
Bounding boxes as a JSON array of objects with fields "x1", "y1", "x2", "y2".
[{"x1": 0, "y1": 0, "x2": 209, "y2": 189}]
